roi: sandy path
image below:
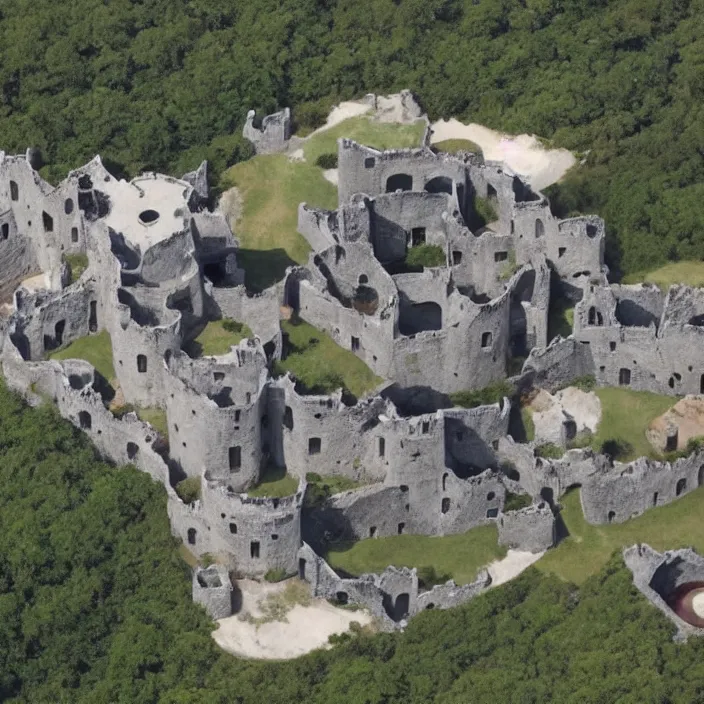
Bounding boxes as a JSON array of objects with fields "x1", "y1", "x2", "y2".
[
  {"x1": 311, "y1": 101, "x2": 372, "y2": 136},
  {"x1": 212, "y1": 579, "x2": 372, "y2": 660},
  {"x1": 486, "y1": 549, "x2": 545, "y2": 586},
  {"x1": 430, "y1": 119, "x2": 576, "y2": 191}
]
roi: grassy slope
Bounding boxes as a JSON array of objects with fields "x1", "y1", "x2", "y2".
[
  {"x1": 185, "y1": 319, "x2": 253, "y2": 357},
  {"x1": 136, "y1": 406, "x2": 168, "y2": 437},
  {"x1": 326, "y1": 525, "x2": 505, "y2": 585},
  {"x1": 224, "y1": 116, "x2": 425, "y2": 291},
  {"x1": 48, "y1": 330, "x2": 115, "y2": 381},
  {"x1": 278, "y1": 318, "x2": 382, "y2": 398},
  {"x1": 623, "y1": 261, "x2": 704, "y2": 289},
  {"x1": 590, "y1": 387, "x2": 674, "y2": 461},
  {"x1": 538, "y1": 487, "x2": 704, "y2": 585},
  {"x1": 302, "y1": 117, "x2": 425, "y2": 164},
  {"x1": 247, "y1": 465, "x2": 299, "y2": 498},
  {"x1": 432, "y1": 138, "x2": 483, "y2": 156}
]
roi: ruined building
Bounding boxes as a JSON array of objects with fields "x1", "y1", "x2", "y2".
[{"x1": 0, "y1": 106, "x2": 702, "y2": 630}]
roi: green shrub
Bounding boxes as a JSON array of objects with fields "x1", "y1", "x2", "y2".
[
  {"x1": 221, "y1": 318, "x2": 246, "y2": 334},
  {"x1": 450, "y1": 380, "x2": 514, "y2": 409},
  {"x1": 565, "y1": 375, "x2": 597, "y2": 392},
  {"x1": 567, "y1": 429, "x2": 593, "y2": 450},
  {"x1": 664, "y1": 435, "x2": 704, "y2": 462},
  {"x1": 521, "y1": 407, "x2": 536, "y2": 442},
  {"x1": 63, "y1": 253, "x2": 89, "y2": 283},
  {"x1": 293, "y1": 98, "x2": 331, "y2": 133},
  {"x1": 417, "y1": 565, "x2": 452, "y2": 589},
  {"x1": 111, "y1": 403, "x2": 136, "y2": 419},
  {"x1": 200, "y1": 553, "x2": 216, "y2": 567},
  {"x1": 264, "y1": 568, "x2": 288, "y2": 583},
  {"x1": 315, "y1": 153, "x2": 338, "y2": 169},
  {"x1": 405, "y1": 244, "x2": 446, "y2": 268},
  {"x1": 473, "y1": 196, "x2": 499, "y2": 227},
  {"x1": 535, "y1": 443, "x2": 564, "y2": 459},
  {"x1": 504, "y1": 492, "x2": 533, "y2": 512},
  {"x1": 175, "y1": 476, "x2": 201, "y2": 504}
]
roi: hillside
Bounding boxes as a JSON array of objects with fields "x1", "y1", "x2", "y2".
[{"x1": 0, "y1": 0, "x2": 702, "y2": 276}]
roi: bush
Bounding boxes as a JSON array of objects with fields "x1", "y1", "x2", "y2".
[
  {"x1": 417, "y1": 565, "x2": 452, "y2": 589},
  {"x1": 222, "y1": 318, "x2": 246, "y2": 334},
  {"x1": 562, "y1": 375, "x2": 597, "y2": 392},
  {"x1": 315, "y1": 153, "x2": 338, "y2": 169},
  {"x1": 175, "y1": 476, "x2": 201, "y2": 504},
  {"x1": 450, "y1": 380, "x2": 514, "y2": 409},
  {"x1": 405, "y1": 244, "x2": 446, "y2": 268},
  {"x1": 293, "y1": 98, "x2": 331, "y2": 133},
  {"x1": 264, "y1": 568, "x2": 289, "y2": 583},
  {"x1": 504, "y1": 492, "x2": 533, "y2": 512},
  {"x1": 63, "y1": 253, "x2": 89, "y2": 283},
  {"x1": 567, "y1": 429, "x2": 593, "y2": 450},
  {"x1": 535, "y1": 443, "x2": 564, "y2": 459},
  {"x1": 600, "y1": 438, "x2": 633, "y2": 461}
]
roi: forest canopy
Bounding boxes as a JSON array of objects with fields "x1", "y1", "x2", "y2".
[{"x1": 1, "y1": 0, "x2": 703, "y2": 275}]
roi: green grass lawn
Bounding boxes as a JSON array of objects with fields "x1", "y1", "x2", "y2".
[
  {"x1": 590, "y1": 387, "x2": 674, "y2": 461},
  {"x1": 303, "y1": 116, "x2": 425, "y2": 165},
  {"x1": 247, "y1": 465, "x2": 299, "y2": 498},
  {"x1": 136, "y1": 407, "x2": 168, "y2": 437},
  {"x1": 537, "y1": 487, "x2": 704, "y2": 584},
  {"x1": 276, "y1": 318, "x2": 382, "y2": 398},
  {"x1": 622, "y1": 261, "x2": 704, "y2": 289},
  {"x1": 326, "y1": 524, "x2": 505, "y2": 585},
  {"x1": 63, "y1": 253, "x2": 89, "y2": 283},
  {"x1": 432, "y1": 138, "x2": 483, "y2": 156},
  {"x1": 547, "y1": 298, "x2": 575, "y2": 340},
  {"x1": 48, "y1": 330, "x2": 115, "y2": 381},
  {"x1": 184, "y1": 319, "x2": 253, "y2": 357},
  {"x1": 223, "y1": 116, "x2": 425, "y2": 291}
]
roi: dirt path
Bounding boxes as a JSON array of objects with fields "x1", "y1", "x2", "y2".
[
  {"x1": 211, "y1": 579, "x2": 372, "y2": 660},
  {"x1": 430, "y1": 119, "x2": 576, "y2": 191},
  {"x1": 486, "y1": 549, "x2": 545, "y2": 586}
]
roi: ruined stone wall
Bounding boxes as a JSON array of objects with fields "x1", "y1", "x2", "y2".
[
  {"x1": 192, "y1": 565, "x2": 233, "y2": 620},
  {"x1": 11, "y1": 281, "x2": 99, "y2": 361},
  {"x1": 170, "y1": 478, "x2": 304, "y2": 578},
  {"x1": 207, "y1": 282, "x2": 282, "y2": 356},
  {"x1": 277, "y1": 377, "x2": 389, "y2": 481},
  {"x1": 297, "y1": 204, "x2": 338, "y2": 252},
  {"x1": 166, "y1": 344, "x2": 268, "y2": 490},
  {"x1": 444, "y1": 399, "x2": 511, "y2": 472},
  {"x1": 522, "y1": 336, "x2": 595, "y2": 392},
  {"x1": 550, "y1": 216, "x2": 605, "y2": 281},
  {"x1": 581, "y1": 451, "x2": 704, "y2": 524},
  {"x1": 243, "y1": 108, "x2": 291, "y2": 154},
  {"x1": 497, "y1": 503, "x2": 555, "y2": 552},
  {"x1": 392, "y1": 286, "x2": 511, "y2": 393},
  {"x1": 297, "y1": 278, "x2": 396, "y2": 379},
  {"x1": 337, "y1": 140, "x2": 469, "y2": 209}
]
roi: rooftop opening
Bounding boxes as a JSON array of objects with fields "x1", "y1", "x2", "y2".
[{"x1": 138, "y1": 209, "x2": 160, "y2": 226}]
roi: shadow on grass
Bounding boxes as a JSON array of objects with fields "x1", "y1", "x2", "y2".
[{"x1": 238, "y1": 248, "x2": 297, "y2": 292}]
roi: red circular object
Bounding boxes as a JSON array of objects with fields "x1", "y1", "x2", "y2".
[{"x1": 666, "y1": 581, "x2": 704, "y2": 628}]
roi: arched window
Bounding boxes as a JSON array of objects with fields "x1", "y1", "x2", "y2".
[
  {"x1": 10, "y1": 181, "x2": 18, "y2": 201},
  {"x1": 386, "y1": 173, "x2": 413, "y2": 192},
  {"x1": 78, "y1": 411, "x2": 91, "y2": 430},
  {"x1": 137, "y1": 354, "x2": 147, "y2": 373},
  {"x1": 187, "y1": 528, "x2": 197, "y2": 545},
  {"x1": 676, "y1": 478, "x2": 687, "y2": 496},
  {"x1": 64, "y1": 198, "x2": 74, "y2": 214},
  {"x1": 535, "y1": 218, "x2": 544, "y2": 238}
]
